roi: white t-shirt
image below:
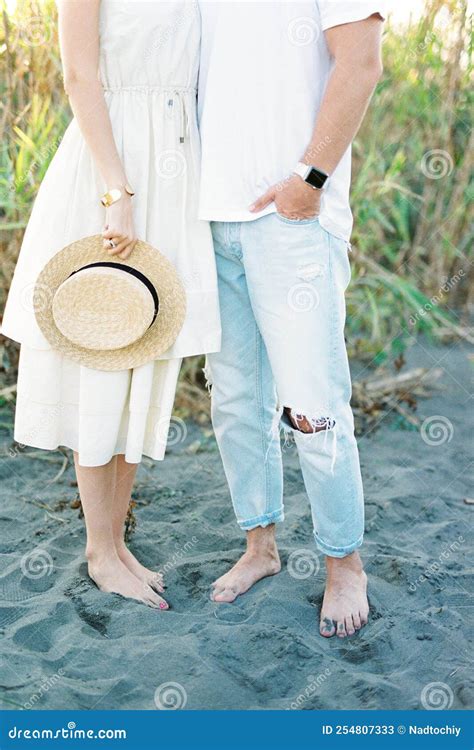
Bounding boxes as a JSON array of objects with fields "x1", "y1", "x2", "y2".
[{"x1": 198, "y1": 1, "x2": 386, "y2": 240}]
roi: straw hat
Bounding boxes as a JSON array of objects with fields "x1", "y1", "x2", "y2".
[{"x1": 34, "y1": 235, "x2": 186, "y2": 371}]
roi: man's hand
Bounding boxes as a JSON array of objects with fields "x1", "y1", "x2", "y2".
[
  {"x1": 250, "y1": 15, "x2": 383, "y2": 222},
  {"x1": 250, "y1": 175, "x2": 321, "y2": 220}
]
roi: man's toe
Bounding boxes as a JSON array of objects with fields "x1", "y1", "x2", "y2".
[
  {"x1": 352, "y1": 612, "x2": 362, "y2": 630},
  {"x1": 345, "y1": 615, "x2": 356, "y2": 636},
  {"x1": 210, "y1": 585, "x2": 224, "y2": 600},
  {"x1": 337, "y1": 621, "x2": 347, "y2": 638},
  {"x1": 320, "y1": 616, "x2": 336, "y2": 637},
  {"x1": 213, "y1": 586, "x2": 238, "y2": 603}
]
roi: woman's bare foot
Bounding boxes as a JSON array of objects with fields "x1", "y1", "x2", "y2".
[
  {"x1": 319, "y1": 551, "x2": 368, "y2": 638},
  {"x1": 211, "y1": 525, "x2": 281, "y2": 603},
  {"x1": 87, "y1": 552, "x2": 168, "y2": 610},
  {"x1": 116, "y1": 543, "x2": 165, "y2": 593}
]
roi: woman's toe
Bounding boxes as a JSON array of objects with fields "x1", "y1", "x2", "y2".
[
  {"x1": 148, "y1": 577, "x2": 165, "y2": 593},
  {"x1": 144, "y1": 586, "x2": 168, "y2": 610}
]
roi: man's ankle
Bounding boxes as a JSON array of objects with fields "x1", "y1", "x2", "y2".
[
  {"x1": 246, "y1": 524, "x2": 278, "y2": 555},
  {"x1": 325, "y1": 550, "x2": 364, "y2": 572}
]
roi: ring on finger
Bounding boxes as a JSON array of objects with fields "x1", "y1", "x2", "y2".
[{"x1": 107, "y1": 239, "x2": 117, "y2": 249}]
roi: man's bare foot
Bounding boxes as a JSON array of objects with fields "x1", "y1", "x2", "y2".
[
  {"x1": 87, "y1": 552, "x2": 168, "y2": 610},
  {"x1": 319, "y1": 551, "x2": 368, "y2": 638},
  {"x1": 211, "y1": 525, "x2": 281, "y2": 603},
  {"x1": 116, "y1": 543, "x2": 165, "y2": 593}
]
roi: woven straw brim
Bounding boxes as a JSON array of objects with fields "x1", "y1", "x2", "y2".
[{"x1": 34, "y1": 235, "x2": 186, "y2": 371}]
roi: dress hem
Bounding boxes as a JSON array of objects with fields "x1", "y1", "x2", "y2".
[{"x1": 12, "y1": 435, "x2": 167, "y2": 468}]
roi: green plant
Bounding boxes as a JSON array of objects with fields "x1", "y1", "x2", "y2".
[{"x1": 1, "y1": 0, "x2": 472, "y2": 409}]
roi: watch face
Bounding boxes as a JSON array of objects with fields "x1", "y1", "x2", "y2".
[{"x1": 306, "y1": 167, "x2": 328, "y2": 189}]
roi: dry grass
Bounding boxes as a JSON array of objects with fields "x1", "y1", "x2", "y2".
[{"x1": 1, "y1": 0, "x2": 472, "y2": 416}]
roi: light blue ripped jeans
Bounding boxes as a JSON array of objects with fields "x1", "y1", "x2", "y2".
[{"x1": 206, "y1": 213, "x2": 364, "y2": 558}]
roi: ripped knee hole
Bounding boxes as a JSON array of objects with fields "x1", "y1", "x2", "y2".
[{"x1": 284, "y1": 407, "x2": 335, "y2": 434}]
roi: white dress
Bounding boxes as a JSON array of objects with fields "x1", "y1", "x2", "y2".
[{"x1": 2, "y1": 0, "x2": 221, "y2": 466}]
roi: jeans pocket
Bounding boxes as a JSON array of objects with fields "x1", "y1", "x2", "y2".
[
  {"x1": 325, "y1": 231, "x2": 352, "y2": 291},
  {"x1": 275, "y1": 213, "x2": 320, "y2": 226}
]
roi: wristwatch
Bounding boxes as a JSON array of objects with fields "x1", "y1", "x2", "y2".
[
  {"x1": 293, "y1": 162, "x2": 329, "y2": 190},
  {"x1": 100, "y1": 183, "x2": 135, "y2": 207}
]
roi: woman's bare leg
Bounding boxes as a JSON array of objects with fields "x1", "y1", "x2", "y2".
[
  {"x1": 112, "y1": 455, "x2": 164, "y2": 592},
  {"x1": 74, "y1": 452, "x2": 168, "y2": 609}
]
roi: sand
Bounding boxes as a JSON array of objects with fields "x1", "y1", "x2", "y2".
[{"x1": 0, "y1": 341, "x2": 472, "y2": 711}]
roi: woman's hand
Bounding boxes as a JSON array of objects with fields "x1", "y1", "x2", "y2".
[{"x1": 102, "y1": 195, "x2": 137, "y2": 260}]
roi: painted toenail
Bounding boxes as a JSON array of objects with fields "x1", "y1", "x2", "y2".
[{"x1": 159, "y1": 602, "x2": 168, "y2": 609}]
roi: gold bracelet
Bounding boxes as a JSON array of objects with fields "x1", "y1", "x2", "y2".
[{"x1": 100, "y1": 183, "x2": 135, "y2": 207}]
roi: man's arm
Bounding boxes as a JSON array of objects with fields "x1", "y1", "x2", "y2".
[
  {"x1": 303, "y1": 14, "x2": 384, "y2": 173},
  {"x1": 250, "y1": 14, "x2": 384, "y2": 219}
]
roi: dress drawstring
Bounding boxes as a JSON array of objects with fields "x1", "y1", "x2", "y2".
[
  {"x1": 174, "y1": 91, "x2": 188, "y2": 143},
  {"x1": 167, "y1": 91, "x2": 189, "y2": 143},
  {"x1": 103, "y1": 85, "x2": 191, "y2": 144}
]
